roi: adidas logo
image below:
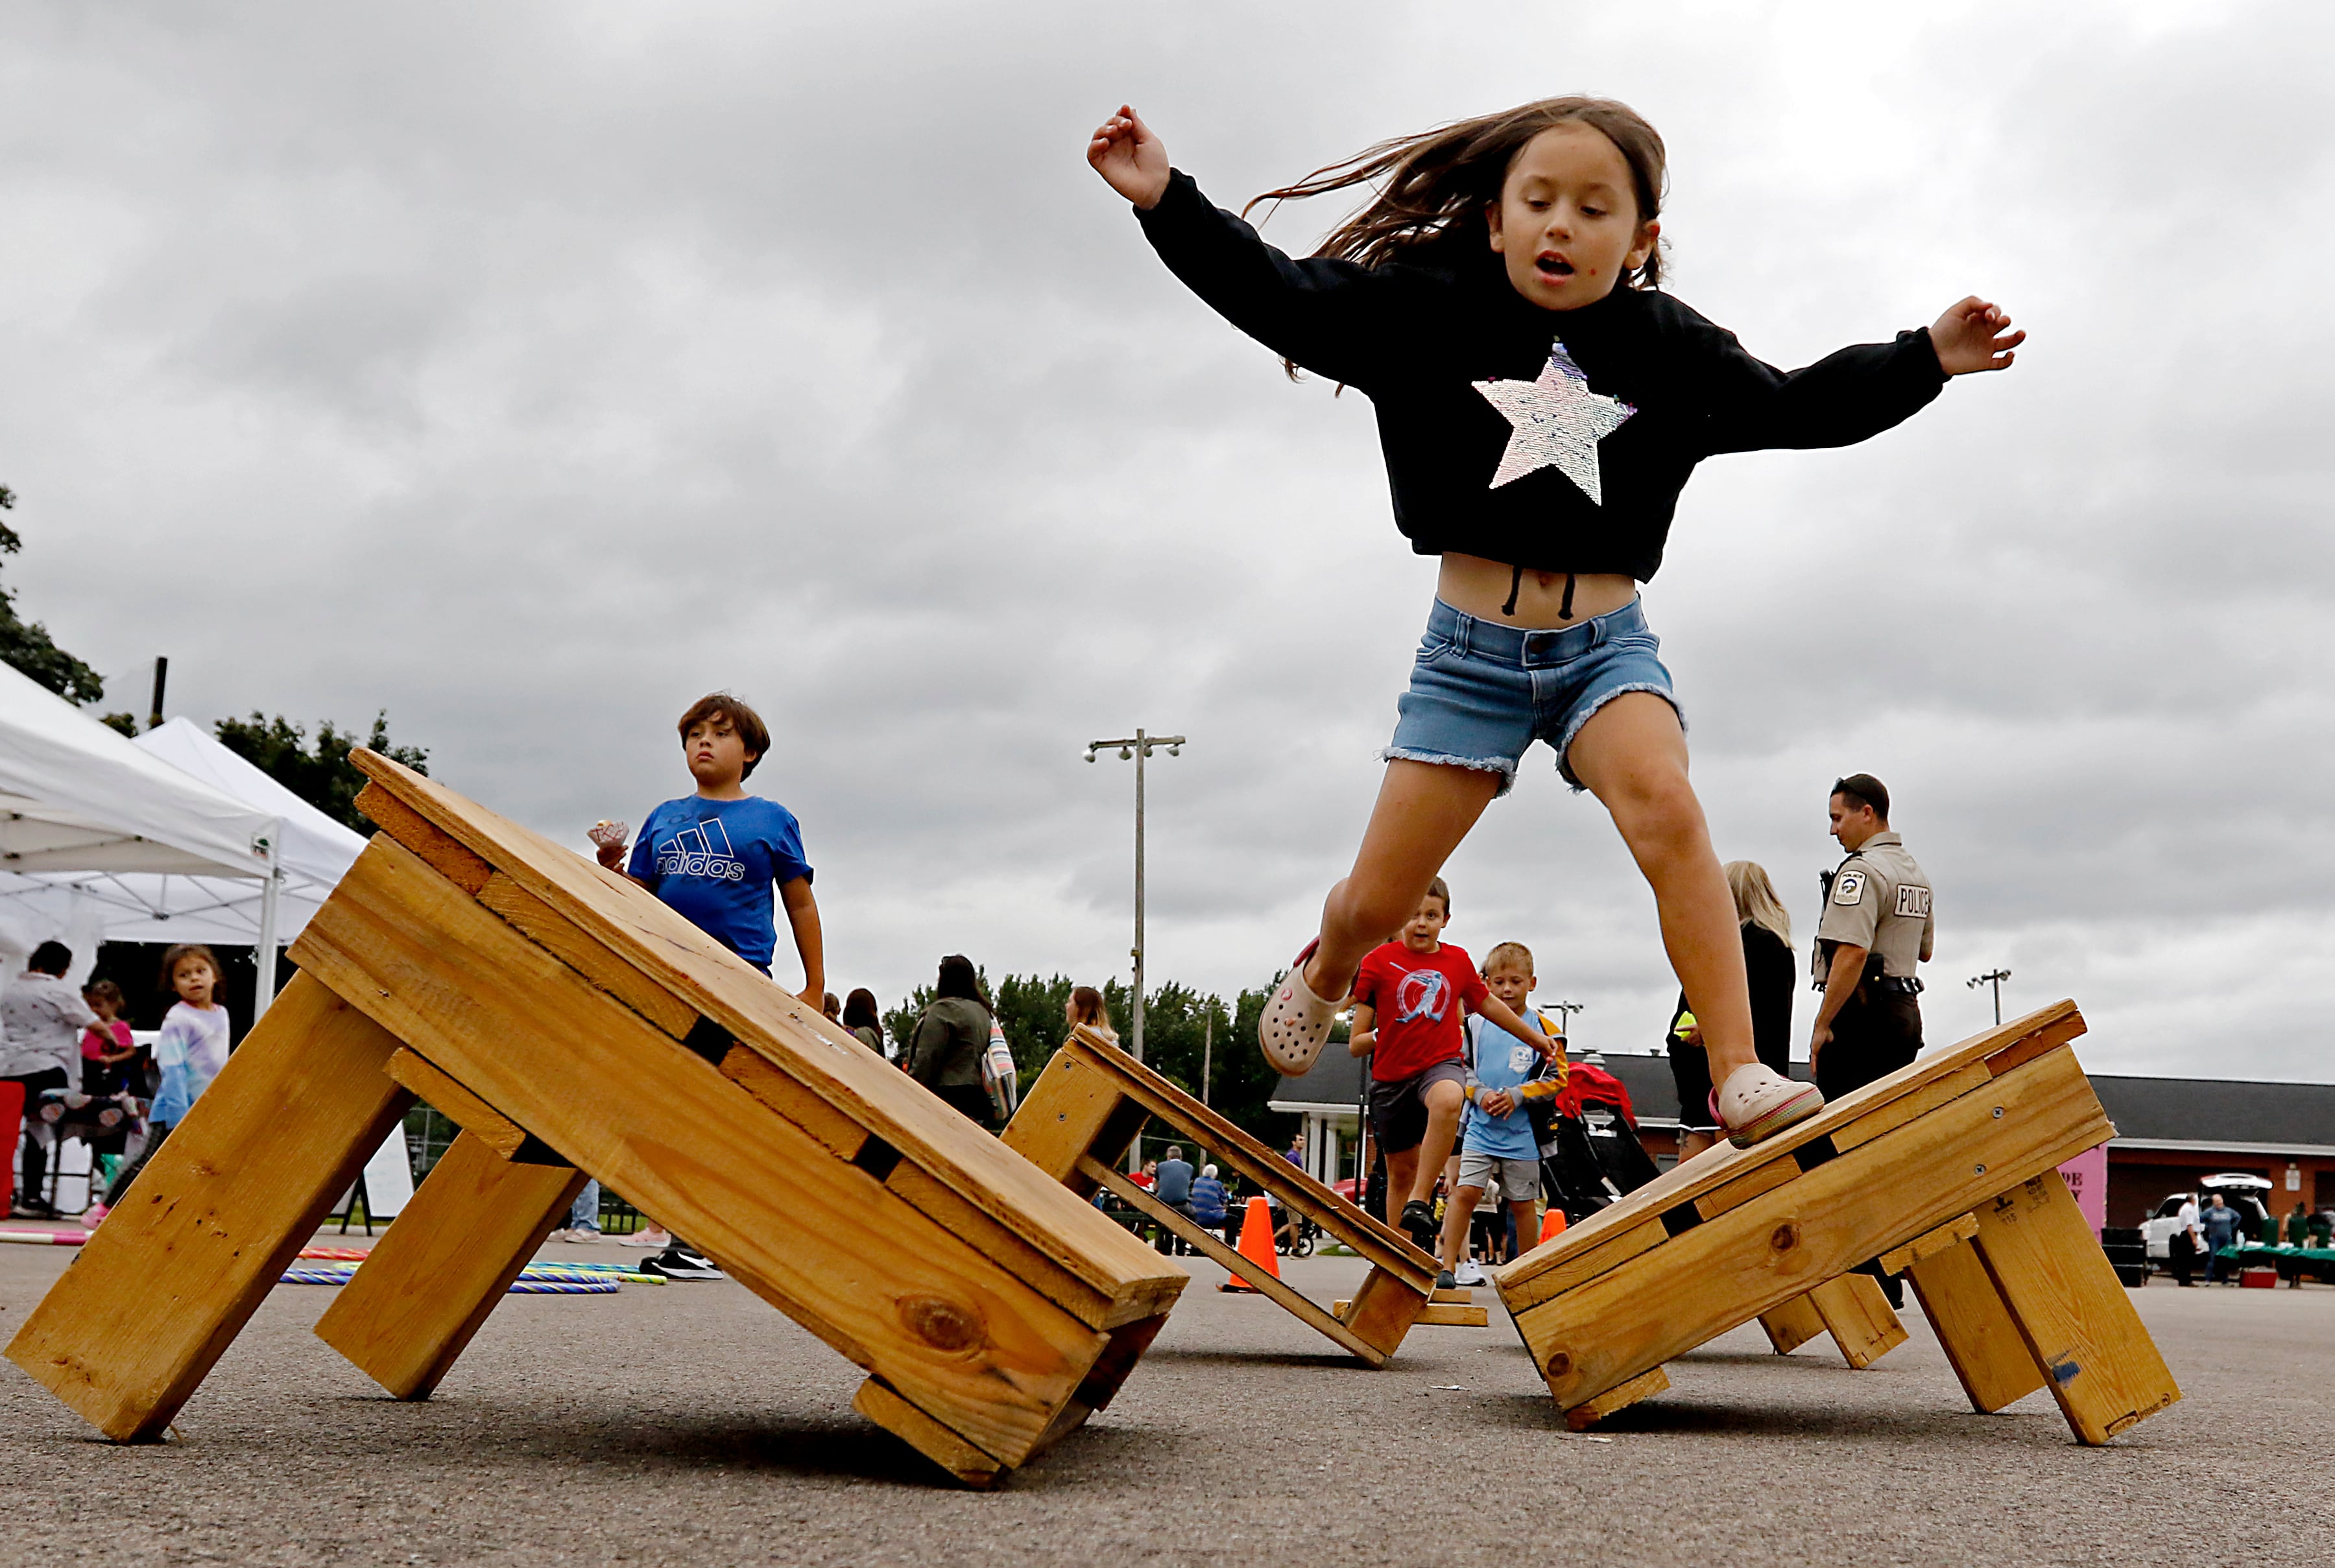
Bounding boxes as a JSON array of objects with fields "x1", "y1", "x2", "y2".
[{"x1": 654, "y1": 818, "x2": 747, "y2": 883}]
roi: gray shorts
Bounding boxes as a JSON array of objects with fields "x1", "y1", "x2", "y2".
[{"x1": 1457, "y1": 1150, "x2": 1540, "y2": 1204}]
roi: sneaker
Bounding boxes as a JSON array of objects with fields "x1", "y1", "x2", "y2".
[
  {"x1": 1454, "y1": 1259, "x2": 1487, "y2": 1286},
  {"x1": 81, "y1": 1203, "x2": 110, "y2": 1226},
  {"x1": 1712, "y1": 1064, "x2": 1825, "y2": 1149},
  {"x1": 638, "y1": 1246, "x2": 725, "y2": 1281},
  {"x1": 563, "y1": 1228, "x2": 604, "y2": 1244},
  {"x1": 1435, "y1": 1269, "x2": 1457, "y2": 1291},
  {"x1": 1398, "y1": 1199, "x2": 1439, "y2": 1253}
]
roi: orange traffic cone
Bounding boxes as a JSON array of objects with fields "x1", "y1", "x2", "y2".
[
  {"x1": 1220, "y1": 1196, "x2": 1282, "y2": 1292},
  {"x1": 1538, "y1": 1207, "x2": 1568, "y2": 1245}
]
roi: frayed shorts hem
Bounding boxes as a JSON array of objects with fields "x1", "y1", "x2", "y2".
[
  {"x1": 1376, "y1": 747, "x2": 1520, "y2": 798},
  {"x1": 1551, "y1": 683, "x2": 1686, "y2": 792}
]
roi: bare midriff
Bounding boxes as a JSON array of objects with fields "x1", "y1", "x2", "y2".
[{"x1": 1435, "y1": 552, "x2": 1638, "y2": 630}]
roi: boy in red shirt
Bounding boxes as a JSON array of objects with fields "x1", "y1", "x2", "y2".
[{"x1": 1350, "y1": 877, "x2": 1555, "y2": 1253}]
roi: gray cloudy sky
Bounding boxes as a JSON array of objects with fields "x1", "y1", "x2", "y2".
[{"x1": 3, "y1": 2, "x2": 2329, "y2": 1079}]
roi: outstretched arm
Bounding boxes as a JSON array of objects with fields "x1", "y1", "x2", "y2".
[
  {"x1": 1088, "y1": 104, "x2": 1169, "y2": 210},
  {"x1": 1930, "y1": 296, "x2": 2024, "y2": 375}
]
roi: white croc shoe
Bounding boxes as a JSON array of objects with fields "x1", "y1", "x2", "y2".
[
  {"x1": 1713, "y1": 1063, "x2": 1824, "y2": 1149},
  {"x1": 1259, "y1": 940, "x2": 1344, "y2": 1075}
]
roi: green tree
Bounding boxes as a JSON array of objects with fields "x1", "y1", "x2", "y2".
[
  {"x1": 212, "y1": 711, "x2": 429, "y2": 833},
  {"x1": 0, "y1": 486, "x2": 110, "y2": 706}
]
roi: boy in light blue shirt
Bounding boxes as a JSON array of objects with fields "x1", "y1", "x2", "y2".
[{"x1": 1434, "y1": 940, "x2": 1566, "y2": 1289}]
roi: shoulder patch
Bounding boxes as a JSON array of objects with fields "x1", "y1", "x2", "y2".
[
  {"x1": 1832, "y1": 869, "x2": 1868, "y2": 905},
  {"x1": 1895, "y1": 884, "x2": 1932, "y2": 918}
]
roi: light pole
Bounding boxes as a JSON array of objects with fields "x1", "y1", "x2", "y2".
[
  {"x1": 1548, "y1": 1000, "x2": 1586, "y2": 1038},
  {"x1": 1084, "y1": 729, "x2": 1184, "y2": 1067},
  {"x1": 1967, "y1": 968, "x2": 2012, "y2": 1027}
]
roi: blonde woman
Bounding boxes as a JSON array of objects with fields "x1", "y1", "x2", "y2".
[
  {"x1": 1065, "y1": 985, "x2": 1120, "y2": 1049},
  {"x1": 1668, "y1": 861, "x2": 1797, "y2": 1159}
]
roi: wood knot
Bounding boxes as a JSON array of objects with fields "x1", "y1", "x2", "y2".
[
  {"x1": 1770, "y1": 1222, "x2": 1799, "y2": 1253},
  {"x1": 900, "y1": 1296, "x2": 985, "y2": 1353},
  {"x1": 1547, "y1": 1351, "x2": 1572, "y2": 1377}
]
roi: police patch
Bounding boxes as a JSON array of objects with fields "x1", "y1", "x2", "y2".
[
  {"x1": 1832, "y1": 870, "x2": 1867, "y2": 905},
  {"x1": 1896, "y1": 884, "x2": 1932, "y2": 918}
]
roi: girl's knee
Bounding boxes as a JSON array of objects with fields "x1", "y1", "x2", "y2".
[{"x1": 1423, "y1": 1078, "x2": 1465, "y2": 1113}]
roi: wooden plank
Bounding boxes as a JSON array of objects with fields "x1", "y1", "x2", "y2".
[
  {"x1": 1970, "y1": 1170, "x2": 2181, "y2": 1443},
  {"x1": 481, "y1": 873, "x2": 699, "y2": 1039},
  {"x1": 1807, "y1": 1273, "x2": 1908, "y2": 1370},
  {"x1": 5, "y1": 975, "x2": 413, "y2": 1440},
  {"x1": 1495, "y1": 1219, "x2": 1668, "y2": 1314},
  {"x1": 1509, "y1": 1045, "x2": 2113, "y2": 1409},
  {"x1": 1500, "y1": 1001, "x2": 2087, "y2": 1303},
  {"x1": 1695, "y1": 1158, "x2": 1801, "y2": 1221},
  {"x1": 292, "y1": 835, "x2": 1158, "y2": 1467},
  {"x1": 1051, "y1": 1029, "x2": 1437, "y2": 1289},
  {"x1": 1430, "y1": 1287, "x2": 1473, "y2": 1305},
  {"x1": 1566, "y1": 1366, "x2": 1668, "y2": 1431},
  {"x1": 315, "y1": 1130, "x2": 585, "y2": 1399},
  {"x1": 1337, "y1": 1300, "x2": 1487, "y2": 1328},
  {"x1": 1000, "y1": 1045, "x2": 1147, "y2": 1185},
  {"x1": 385, "y1": 1049, "x2": 530, "y2": 1163},
  {"x1": 1758, "y1": 1293, "x2": 1828, "y2": 1355},
  {"x1": 1832, "y1": 1062, "x2": 1994, "y2": 1155},
  {"x1": 1077, "y1": 1156, "x2": 1387, "y2": 1367},
  {"x1": 1906, "y1": 1236, "x2": 2048, "y2": 1413},
  {"x1": 852, "y1": 1377, "x2": 1006, "y2": 1489},
  {"x1": 719, "y1": 1043, "x2": 874, "y2": 1160},
  {"x1": 1337, "y1": 1264, "x2": 1433, "y2": 1357},
  {"x1": 346, "y1": 753, "x2": 1171, "y2": 1302},
  {"x1": 1878, "y1": 1213, "x2": 1980, "y2": 1276},
  {"x1": 355, "y1": 783, "x2": 491, "y2": 894},
  {"x1": 880, "y1": 1158, "x2": 1120, "y2": 1333}
]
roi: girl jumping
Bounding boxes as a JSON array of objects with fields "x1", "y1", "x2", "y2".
[{"x1": 1087, "y1": 97, "x2": 2022, "y2": 1176}]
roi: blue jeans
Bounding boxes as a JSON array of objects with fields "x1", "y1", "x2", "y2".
[
  {"x1": 1383, "y1": 597, "x2": 1679, "y2": 794},
  {"x1": 568, "y1": 1179, "x2": 601, "y2": 1233}
]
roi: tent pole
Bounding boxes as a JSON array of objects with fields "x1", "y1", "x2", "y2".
[{"x1": 253, "y1": 831, "x2": 281, "y2": 1019}]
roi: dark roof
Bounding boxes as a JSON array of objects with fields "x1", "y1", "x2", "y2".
[
  {"x1": 1276, "y1": 1054, "x2": 2335, "y2": 1149},
  {"x1": 2090, "y1": 1075, "x2": 2335, "y2": 1148}
]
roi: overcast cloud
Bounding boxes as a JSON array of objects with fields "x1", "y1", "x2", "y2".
[{"x1": 2, "y1": 1, "x2": 2329, "y2": 1079}]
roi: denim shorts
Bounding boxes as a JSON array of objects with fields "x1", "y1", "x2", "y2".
[{"x1": 1382, "y1": 597, "x2": 1680, "y2": 794}]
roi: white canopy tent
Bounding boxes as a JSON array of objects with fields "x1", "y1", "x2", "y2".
[
  {"x1": 0, "y1": 667, "x2": 410, "y2": 1215},
  {"x1": 0, "y1": 663, "x2": 281, "y2": 993}
]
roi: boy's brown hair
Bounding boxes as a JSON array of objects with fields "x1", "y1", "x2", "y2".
[
  {"x1": 1423, "y1": 875, "x2": 1452, "y2": 917},
  {"x1": 1481, "y1": 941, "x2": 1533, "y2": 977},
  {"x1": 678, "y1": 692, "x2": 771, "y2": 779}
]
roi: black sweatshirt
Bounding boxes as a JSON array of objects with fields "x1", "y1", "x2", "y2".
[{"x1": 1136, "y1": 170, "x2": 1948, "y2": 581}]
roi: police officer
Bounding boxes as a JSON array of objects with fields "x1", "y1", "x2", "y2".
[{"x1": 1810, "y1": 773, "x2": 1932, "y2": 1100}]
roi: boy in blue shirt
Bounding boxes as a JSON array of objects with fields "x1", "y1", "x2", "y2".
[
  {"x1": 597, "y1": 693, "x2": 825, "y2": 1001},
  {"x1": 592, "y1": 692, "x2": 825, "y2": 1277},
  {"x1": 1435, "y1": 940, "x2": 1566, "y2": 1290}
]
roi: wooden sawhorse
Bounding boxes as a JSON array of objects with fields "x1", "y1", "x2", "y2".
[
  {"x1": 1496, "y1": 1002, "x2": 2179, "y2": 1443},
  {"x1": 6, "y1": 753, "x2": 1184, "y2": 1488},
  {"x1": 1001, "y1": 1026, "x2": 1459, "y2": 1366}
]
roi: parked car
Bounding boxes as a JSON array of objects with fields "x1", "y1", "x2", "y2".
[{"x1": 2141, "y1": 1174, "x2": 2273, "y2": 1261}]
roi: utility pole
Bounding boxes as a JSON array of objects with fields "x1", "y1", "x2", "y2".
[
  {"x1": 1967, "y1": 968, "x2": 2012, "y2": 1027},
  {"x1": 1548, "y1": 999, "x2": 1587, "y2": 1037},
  {"x1": 1200, "y1": 1006, "x2": 1213, "y2": 1107},
  {"x1": 1087, "y1": 729, "x2": 1184, "y2": 1174},
  {"x1": 147, "y1": 656, "x2": 168, "y2": 732}
]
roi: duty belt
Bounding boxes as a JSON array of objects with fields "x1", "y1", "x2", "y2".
[{"x1": 1872, "y1": 975, "x2": 1924, "y2": 995}]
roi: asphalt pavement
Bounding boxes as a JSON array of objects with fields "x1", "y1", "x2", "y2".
[{"x1": 1, "y1": 1237, "x2": 2323, "y2": 1566}]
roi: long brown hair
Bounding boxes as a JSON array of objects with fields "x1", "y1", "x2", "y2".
[{"x1": 1246, "y1": 97, "x2": 1669, "y2": 286}]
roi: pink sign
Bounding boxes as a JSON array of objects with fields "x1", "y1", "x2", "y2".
[{"x1": 2058, "y1": 1144, "x2": 2109, "y2": 1233}]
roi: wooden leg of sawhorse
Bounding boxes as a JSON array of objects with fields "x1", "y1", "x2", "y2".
[
  {"x1": 1969, "y1": 1172, "x2": 2181, "y2": 1443},
  {"x1": 1759, "y1": 1274, "x2": 1907, "y2": 1368},
  {"x1": 1564, "y1": 1366, "x2": 1670, "y2": 1431},
  {"x1": 4, "y1": 975, "x2": 414, "y2": 1440},
  {"x1": 315, "y1": 1130, "x2": 587, "y2": 1398}
]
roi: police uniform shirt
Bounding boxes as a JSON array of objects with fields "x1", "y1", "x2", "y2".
[{"x1": 1816, "y1": 832, "x2": 1934, "y2": 979}]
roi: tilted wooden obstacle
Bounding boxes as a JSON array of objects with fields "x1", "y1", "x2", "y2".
[
  {"x1": 1003, "y1": 1025, "x2": 1470, "y2": 1364},
  {"x1": 5, "y1": 752, "x2": 1185, "y2": 1488},
  {"x1": 1497, "y1": 1001, "x2": 2180, "y2": 1443}
]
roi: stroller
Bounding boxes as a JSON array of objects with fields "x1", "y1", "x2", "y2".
[{"x1": 1534, "y1": 1059, "x2": 1661, "y2": 1224}]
